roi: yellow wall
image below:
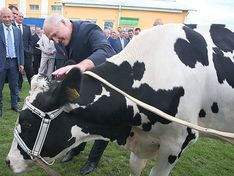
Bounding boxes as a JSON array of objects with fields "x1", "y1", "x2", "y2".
[
  {"x1": 26, "y1": 0, "x2": 41, "y2": 18},
  {"x1": 63, "y1": 6, "x2": 187, "y2": 30},
  {"x1": 5, "y1": 0, "x2": 20, "y2": 8},
  {"x1": 48, "y1": 0, "x2": 62, "y2": 15}
]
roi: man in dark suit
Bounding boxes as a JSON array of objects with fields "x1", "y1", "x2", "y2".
[
  {"x1": 15, "y1": 11, "x2": 34, "y2": 85},
  {"x1": 31, "y1": 27, "x2": 42, "y2": 74},
  {"x1": 43, "y1": 14, "x2": 115, "y2": 175},
  {"x1": 103, "y1": 28, "x2": 116, "y2": 48},
  {"x1": 111, "y1": 29, "x2": 129, "y2": 54},
  {"x1": 0, "y1": 8, "x2": 24, "y2": 116}
]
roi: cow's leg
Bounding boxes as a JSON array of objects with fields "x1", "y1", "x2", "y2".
[
  {"x1": 149, "y1": 128, "x2": 198, "y2": 176},
  {"x1": 129, "y1": 152, "x2": 147, "y2": 176}
]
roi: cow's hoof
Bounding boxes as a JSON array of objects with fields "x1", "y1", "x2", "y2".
[{"x1": 80, "y1": 161, "x2": 97, "y2": 175}]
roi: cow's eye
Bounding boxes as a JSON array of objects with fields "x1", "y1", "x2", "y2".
[{"x1": 21, "y1": 121, "x2": 32, "y2": 129}]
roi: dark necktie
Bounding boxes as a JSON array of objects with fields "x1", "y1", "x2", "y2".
[{"x1": 18, "y1": 24, "x2": 22, "y2": 34}]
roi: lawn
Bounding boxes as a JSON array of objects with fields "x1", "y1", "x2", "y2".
[{"x1": 0, "y1": 81, "x2": 233, "y2": 176}]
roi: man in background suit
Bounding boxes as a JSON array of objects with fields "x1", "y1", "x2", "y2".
[
  {"x1": 44, "y1": 14, "x2": 115, "y2": 175},
  {"x1": 8, "y1": 5, "x2": 23, "y2": 91},
  {"x1": 15, "y1": 11, "x2": 33, "y2": 85},
  {"x1": 31, "y1": 27, "x2": 42, "y2": 74},
  {"x1": 0, "y1": 8, "x2": 24, "y2": 116},
  {"x1": 112, "y1": 30, "x2": 128, "y2": 54}
]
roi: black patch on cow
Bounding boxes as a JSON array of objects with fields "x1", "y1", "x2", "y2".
[
  {"x1": 142, "y1": 122, "x2": 152, "y2": 131},
  {"x1": 185, "y1": 24, "x2": 197, "y2": 30},
  {"x1": 178, "y1": 128, "x2": 196, "y2": 158},
  {"x1": 93, "y1": 62, "x2": 185, "y2": 131},
  {"x1": 132, "y1": 61, "x2": 145, "y2": 81},
  {"x1": 174, "y1": 26, "x2": 209, "y2": 68},
  {"x1": 130, "y1": 132, "x2": 134, "y2": 137},
  {"x1": 136, "y1": 85, "x2": 185, "y2": 127},
  {"x1": 212, "y1": 47, "x2": 234, "y2": 88},
  {"x1": 199, "y1": 109, "x2": 206, "y2": 118},
  {"x1": 132, "y1": 113, "x2": 142, "y2": 126},
  {"x1": 210, "y1": 24, "x2": 234, "y2": 88},
  {"x1": 168, "y1": 155, "x2": 177, "y2": 164},
  {"x1": 210, "y1": 24, "x2": 234, "y2": 53},
  {"x1": 211, "y1": 102, "x2": 219, "y2": 113}
]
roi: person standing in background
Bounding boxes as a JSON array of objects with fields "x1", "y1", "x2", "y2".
[
  {"x1": 37, "y1": 33, "x2": 56, "y2": 76},
  {"x1": 15, "y1": 11, "x2": 34, "y2": 85},
  {"x1": 111, "y1": 29, "x2": 129, "y2": 54},
  {"x1": 127, "y1": 29, "x2": 134, "y2": 42},
  {"x1": 103, "y1": 28, "x2": 116, "y2": 49},
  {"x1": 134, "y1": 27, "x2": 141, "y2": 35},
  {"x1": 8, "y1": 5, "x2": 23, "y2": 92},
  {"x1": 0, "y1": 8, "x2": 24, "y2": 116},
  {"x1": 153, "y1": 18, "x2": 163, "y2": 26},
  {"x1": 31, "y1": 27, "x2": 42, "y2": 74}
]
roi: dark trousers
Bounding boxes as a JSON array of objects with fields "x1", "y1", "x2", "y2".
[
  {"x1": 74, "y1": 140, "x2": 109, "y2": 163},
  {"x1": 18, "y1": 72, "x2": 23, "y2": 90},
  {"x1": 0, "y1": 58, "x2": 19, "y2": 108},
  {"x1": 18, "y1": 52, "x2": 34, "y2": 89},
  {"x1": 24, "y1": 52, "x2": 34, "y2": 84},
  {"x1": 33, "y1": 53, "x2": 41, "y2": 74}
]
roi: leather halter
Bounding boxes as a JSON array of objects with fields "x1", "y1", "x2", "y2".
[{"x1": 14, "y1": 96, "x2": 64, "y2": 165}]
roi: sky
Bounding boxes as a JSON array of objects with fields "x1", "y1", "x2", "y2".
[{"x1": 177, "y1": 0, "x2": 234, "y2": 24}]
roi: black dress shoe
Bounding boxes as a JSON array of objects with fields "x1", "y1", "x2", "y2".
[
  {"x1": 11, "y1": 106, "x2": 19, "y2": 113},
  {"x1": 61, "y1": 148, "x2": 80, "y2": 163},
  {"x1": 80, "y1": 161, "x2": 98, "y2": 175}
]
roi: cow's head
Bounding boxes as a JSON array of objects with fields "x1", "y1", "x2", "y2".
[{"x1": 6, "y1": 68, "x2": 88, "y2": 173}]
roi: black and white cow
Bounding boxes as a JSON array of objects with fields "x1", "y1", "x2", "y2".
[{"x1": 6, "y1": 24, "x2": 234, "y2": 176}]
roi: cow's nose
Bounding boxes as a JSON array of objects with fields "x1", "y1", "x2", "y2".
[{"x1": 5, "y1": 159, "x2": 10, "y2": 167}]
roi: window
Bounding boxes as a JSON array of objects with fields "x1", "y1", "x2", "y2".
[
  {"x1": 86, "y1": 19, "x2": 96, "y2": 24},
  {"x1": 104, "y1": 20, "x2": 114, "y2": 30},
  {"x1": 70, "y1": 18, "x2": 80, "y2": 21},
  {"x1": 119, "y1": 17, "x2": 139, "y2": 26},
  {"x1": 51, "y1": 5, "x2": 62, "y2": 12},
  {"x1": 29, "y1": 5, "x2": 39, "y2": 11},
  {"x1": 9, "y1": 4, "x2": 18, "y2": 8}
]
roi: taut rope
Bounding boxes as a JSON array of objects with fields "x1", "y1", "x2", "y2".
[{"x1": 84, "y1": 71, "x2": 234, "y2": 144}]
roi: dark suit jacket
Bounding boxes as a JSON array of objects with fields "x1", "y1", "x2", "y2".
[
  {"x1": 112, "y1": 37, "x2": 129, "y2": 54},
  {"x1": 22, "y1": 24, "x2": 32, "y2": 54},
  {"x1": 31, "y1": 33, "x2": 41, "y2": 55},
  {"x1": 57, "y1": 21, "x2": 115, "y2": 66},
  {"x1": 14, "y1": 23, "x2": 32, "y2": 54},
  {"x1": 0, "y1": 23, "x2": 24, "y2": 71}
]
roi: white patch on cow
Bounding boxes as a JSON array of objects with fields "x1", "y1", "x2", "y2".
[
  {"x1": 6, "y1": 123, "x2": 33, "y2": 173},
  {"x1": 28, "y1": 74, "x2": 50, "y2": 103},
  {"x1": 69, "y1": 125, "x2": 108, "y2": 146},
  {"x1": 90, "y1": 86, "x2": 110, "y2": 105},
  {"x1": 223, "y1": 51, "x2": 234, "y2": 62},
  {"x1": 126, "y1": 98, "x2": 139, "y2": 116}
]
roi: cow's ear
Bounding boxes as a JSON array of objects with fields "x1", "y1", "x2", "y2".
[{"x1": 60, "y1": 68, "x2": 82, "y2": 102}]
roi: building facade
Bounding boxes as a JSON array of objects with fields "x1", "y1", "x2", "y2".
[{"x1": 1, "y1": 0, "x2": 192, "y2": 30}]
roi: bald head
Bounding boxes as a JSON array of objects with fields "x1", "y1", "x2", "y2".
[
  {"x1": 1, "y1": 8, "x2": 13, "y2": 27},
  {"x1": 43, "y1": 14, "x2": 72, "y2": 46}
]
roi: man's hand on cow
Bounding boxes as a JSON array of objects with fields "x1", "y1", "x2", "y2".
[
  {"x1": 76, "y1": 59, "x2": 95, "y2": 73},
  {"x1": 52, "y1": 59, "x2": 95, "y2": 79}
]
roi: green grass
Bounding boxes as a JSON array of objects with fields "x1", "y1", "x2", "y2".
[{"x1": 0, "y1": 81, "x2": 234, "y2": 176}]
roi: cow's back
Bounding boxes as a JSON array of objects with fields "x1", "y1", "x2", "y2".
[{"x1": 107, "y1": 24, "x2": 234, "y2": 133}]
